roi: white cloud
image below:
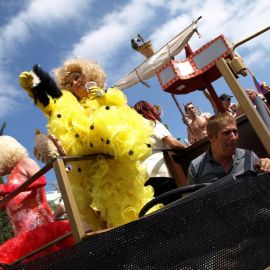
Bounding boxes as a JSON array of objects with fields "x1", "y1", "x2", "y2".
[
  {"x1": 124, "y1": 0, "x2": 270, "y2": 80},
  {"x1": 0, "y1": 0, "x2": 93, "y2": 55},
  {"x1": 0, "y1": 0, "x2": 94, "y2": 117},
  {"x1": 0, "y1": 96, "x2": 18, "y2": 117},
  {"x1": 244, "y1": 49, "x2": 265, "y2": 68},
  {"x1": 67, "y1": 0, "x2": 167, "y2": 64},
  {"x1": 108, "y1": 0, "x2": 270, "y2": 89},
  {"x1": 148, "y1": 14, "x2": 193, "y2": 50},
  {"x1": 176, "y1": 0, "x2": 270, "y2": 63},
  {"x1": 0, "y1": 61, "x2": 19, "y2": 97},
  {"x1": 26, "y1": 0, "x2": 91, "y2": 23}
]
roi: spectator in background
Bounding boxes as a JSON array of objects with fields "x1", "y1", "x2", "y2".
[
  {"x1": 236, "y1": 89, "x2": 268, "y2": 117},
  {"x1": 219, "y1": 93, "x2": 237, "y2": 118},
  {"x1": 184, "y1": 102, "x2": 212, "y2": 144},
  {"x1": 134, "y1": 100, "x2": 186, "y2": 204}
]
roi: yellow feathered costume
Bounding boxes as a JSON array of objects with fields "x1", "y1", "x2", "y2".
[{"x1": 19, "y1": 69, "x2": 159, "y2": 230}]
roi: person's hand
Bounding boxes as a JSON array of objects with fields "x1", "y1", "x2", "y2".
[
  {"x1": 182, "y1": 115, "x2": 190, "y2": 126},
  {"x1": 19, "y1": 71, "x2": 34, "y2": 98},
  {"x1": 34, "y1": 130, "x2": 66, "y2": 164},
  {"x1": 19, "y1": 71, "x2": 33, "y2": 90},
  {"x1": 88, "y1": 86, "x2": 105, "y2": 99},
  {"x1": 230, "y1": 103, "x2": 238, "y2": 112},
  {"x1": 255, "y1": 158, "x2": 270, "y2": 172}
]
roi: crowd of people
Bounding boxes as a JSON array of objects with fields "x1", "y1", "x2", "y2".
[{"x1": 0, "y1": 55, "x2": 270, "y2": 266}]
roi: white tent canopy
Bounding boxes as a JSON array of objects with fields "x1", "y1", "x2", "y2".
[{"x1": 114, "y1": 21, "x2": 198, "y2": 90}]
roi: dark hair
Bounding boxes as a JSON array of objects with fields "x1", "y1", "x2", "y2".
[
  {"x1": 206, "y1": 113, "x2": 236, "y2": 136},
  {"x1": 133, "y1": 100, "x2": 161, "y2": 122},
  {"x1": 184, "y1": 102, "x2": 193, "y2": 113},
  {"x1": 219, "y1": 93, "x2": 232, "y2": 101}
]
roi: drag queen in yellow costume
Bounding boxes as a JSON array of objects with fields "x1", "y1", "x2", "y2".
[{"x1": 19, "y1": 59, "x2": 159, "y2": 231}]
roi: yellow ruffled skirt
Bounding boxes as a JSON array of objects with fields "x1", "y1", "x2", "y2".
[{"x1": 44, "y1": 89, "x2": 159, "y2": 229}]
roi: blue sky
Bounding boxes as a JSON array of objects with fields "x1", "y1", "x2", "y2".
[{"x1": 0, "y1": 0, "x2": 270, "y2": 189}]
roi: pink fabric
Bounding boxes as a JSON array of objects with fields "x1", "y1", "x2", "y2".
[
  {"x1": 0, "y1": 164, "x2": 74, "y2": 266},
  {"x1": 4, "y1": 163, "x2": 53, "y2": 235},
  {"x1": 0, "y1": 220, "x2": 74, "y2": 265}
]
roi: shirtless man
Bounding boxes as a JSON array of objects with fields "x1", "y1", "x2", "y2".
[{"x1": 184, "y1": 102, "x2": 212, "y2": 144}]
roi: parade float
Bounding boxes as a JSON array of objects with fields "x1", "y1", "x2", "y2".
[{"x1": 1, "y1": 18, "x2": 270, "y2": 270}]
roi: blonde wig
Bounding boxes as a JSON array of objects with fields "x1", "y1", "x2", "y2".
[
  {"x1": 0, "y1": 136, "x2": 28, "y2": 175},
  {"x1": 54, "y1": 59, "x2": 106, "y2": 91}
]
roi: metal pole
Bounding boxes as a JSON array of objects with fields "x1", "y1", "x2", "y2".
[{"x1": 233, "y1": 26, "x2": 270, "y2": 51}]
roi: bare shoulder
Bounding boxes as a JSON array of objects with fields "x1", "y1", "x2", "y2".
[
  {"x1": 20, "y1": 157, "x2": 40, "y2": 171},
  {"x1": 201, "y1": 112, "x2": 212, "y2": 120}
]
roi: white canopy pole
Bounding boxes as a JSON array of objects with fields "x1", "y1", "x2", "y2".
[{"x1": 114, "y1": 21, "x2": 199, "y2": 90}]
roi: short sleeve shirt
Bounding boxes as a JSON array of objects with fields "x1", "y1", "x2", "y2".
[
  {"x1": 151, "y1": 121, "x2": 172, "y2": 150},
  {"x1": 187, "y1": 148, "x2": 259, "y2": 185},
  {"x1": 143, "y1": 121, "x2": 172, "y2": 178}
]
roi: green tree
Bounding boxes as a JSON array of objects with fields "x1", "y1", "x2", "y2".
[{"x1": 0, "y1": 176, "x2": 14, "y2": 243}]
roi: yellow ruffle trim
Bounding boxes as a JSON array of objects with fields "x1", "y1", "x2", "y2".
[
  {"x1": 67, "y1": 157, "x2": 159, "y2": 228},
  {"x1": 39, "y1": 88, "x2": 161, "y2": 229}
]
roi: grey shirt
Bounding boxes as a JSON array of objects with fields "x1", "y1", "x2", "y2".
[{"x1": 187, "y1": 148, "x2": 259, "y2": 185}]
